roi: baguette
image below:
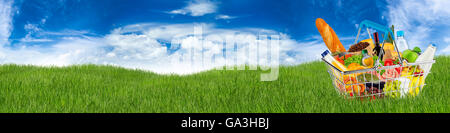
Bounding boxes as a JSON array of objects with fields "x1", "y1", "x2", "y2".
[{"x1": 315, "y1": 18, "x2": 346, "y2": 53}]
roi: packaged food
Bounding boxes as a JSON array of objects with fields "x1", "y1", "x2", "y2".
[
  {"x1": 382, "y1": 43, "x2": 398, "y2": 59},
  {"x1": 383, "y1": 49, "x2": 393, "y2": 62},
  {"x1": 322, "y1": 50, "x2": 348, "y2": 71}
]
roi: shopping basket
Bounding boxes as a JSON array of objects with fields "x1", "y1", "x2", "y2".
[{"x1": 322, "y1": 20, "x2": 435, "y2": 99}]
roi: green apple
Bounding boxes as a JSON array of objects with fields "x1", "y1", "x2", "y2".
[
  {"x1": 403, "y1": 49, "x2": 412, "y2": 57},
  {"x1": 405, "y1": 52, "x2": 418, "y2": 63}
]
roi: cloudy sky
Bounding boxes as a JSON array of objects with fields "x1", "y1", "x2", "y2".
[{"x1": 0, "y1": 0, "x2": 448, "y2": 74}]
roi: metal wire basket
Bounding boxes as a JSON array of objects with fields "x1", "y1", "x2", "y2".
[{"x1": 322, "y1": 20, "x2": 435, "y2": 99}]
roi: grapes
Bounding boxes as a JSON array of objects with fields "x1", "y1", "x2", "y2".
[
  {"x1": 365, "y1": 82, "x2": 385, "y2": 98},
  {"x1": 367, "y1": 87, "x2": 382, "y2": 94},
  {"x1": 384, "y1": 81, "x2": 401, "y2": 98}
]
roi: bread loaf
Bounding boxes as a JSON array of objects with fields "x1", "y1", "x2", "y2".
[{"x1": 315, "y1": 18, "x2": 346, "y2": 53}]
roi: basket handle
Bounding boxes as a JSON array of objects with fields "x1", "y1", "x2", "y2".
[{"x1": 354, "y1": 20, "x2": 403, "y2": 67}]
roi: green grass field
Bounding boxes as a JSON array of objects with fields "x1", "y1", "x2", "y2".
[{"x1": 0, "y1": 56, "x2": 448, "y2": 113}]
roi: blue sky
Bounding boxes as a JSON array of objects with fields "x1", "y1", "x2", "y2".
[
  {"x1": 8, "y1": 0, "x2": 387, "y2": 44},
  {"x1": 0, "y1": 0, "x2": 449, "y2": 74}
]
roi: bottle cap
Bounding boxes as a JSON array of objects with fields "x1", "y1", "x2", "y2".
[
  {"x1": 362, "y1": 49, "x2": 368, "y2": 55},
  {"x1": 321, "y1": 50, "x2": 330, "y2": 57},
  {"x1": 431, "y1": 43, "x2": 436, "y2": 47},
  {"x1": 397, "y1": 31, "x2": 404, "y2": 37}
]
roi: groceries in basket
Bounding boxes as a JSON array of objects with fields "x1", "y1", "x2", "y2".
[{"x1": 317, "y1": 18, "x2": 436, "y2": 99}]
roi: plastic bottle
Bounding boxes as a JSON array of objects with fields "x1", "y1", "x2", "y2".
[
  {"x1": 321, "y1": 50, "x2": 348, "y2": 71},
  {"x1": 416, "y1": 44, "x2": 436, "y2": 80},
  {"x1": 395, "y1": 31, "x2": 409, "y2": 52},
  {"x1": 416, "y1": 44, "x2": 436, "y2": 63}
]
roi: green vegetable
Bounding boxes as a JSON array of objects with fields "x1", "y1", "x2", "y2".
[
  {"x1": 393, "y1": 58, "x2": 400, "y2": 65},
  {"x1": 372, "y1": 55, "x2": 378, "y2": 62},
  {"x1": 380, "y1": 69, "x2": 385, "y2": 76},
  {"x1": 372, "y1": 55, "x2": 384, "y2": 65},
  {"x1": 344, "y1": 54, "x2": 362, "y2": 66}
]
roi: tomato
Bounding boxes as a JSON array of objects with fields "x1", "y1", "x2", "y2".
[
  {"x1": 384, "y1": 59, "x2": 394, "y2": 66},
  {"x1": 384, "y1": 59, "x2": 403, "y2": 75}
]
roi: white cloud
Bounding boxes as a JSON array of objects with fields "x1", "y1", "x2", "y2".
[
  {"x1": 24, "y1": 23, "x2": 41, "y2": 32},
  {"x1": 0, "y1": 22, "x2": 327, "y2": 75},
  {"x1": 441, "y1": 37, "x2": 450, "y2": 55},
  {"x1": 0, "y1": 0, "x2": 328, "y2": 75},
  {"x1": 0, "y1": 38, "x2": 106, "y2": 66},
  {"x1": 386, "y1": 0, "x2": 450, "y2": 52},
  {"x1": 445, "y1": 37, "x2": 450, "y2": 43},
  {"x1": 442, "y1": 46, "x2": 450, "y2": 55},
  {"x1": 98, "y1": 23, "x2": 322, "y2": 74},
  {"x1": 21, "y1": 23, "x2": 48, "y2": 42},
  {"x1": 0, "y1": 0, "x2": 13, "y2": 46},
  {"x1": 169, "y1": 0, "x2": 217, "y2": 17},
  {"x1": 215, "y1": 14, "x2": 236, "y2": 20},
  {"x1": 20, "y1": 35, "x2": 53, "y2": 42}
]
